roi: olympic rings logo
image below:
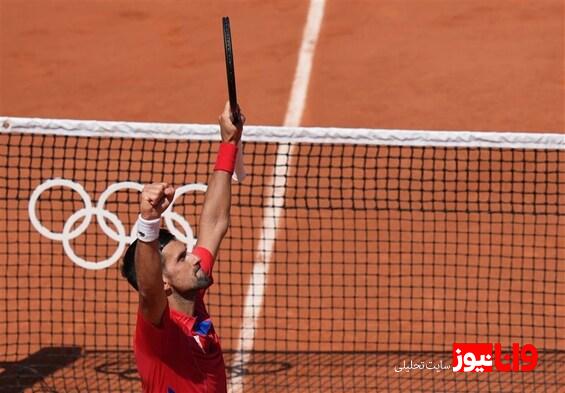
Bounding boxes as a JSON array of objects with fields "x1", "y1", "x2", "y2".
[{"x1": 28, "y1": 179, "x2": 207, "y2": 270}]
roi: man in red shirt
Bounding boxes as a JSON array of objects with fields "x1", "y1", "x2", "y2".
[{"x1": 121, "y1": 102, "x2": 245, "y2": 392}]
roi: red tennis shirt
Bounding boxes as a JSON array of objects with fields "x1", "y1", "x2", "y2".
[{"x1": 134, "y1": 247, "x2": 227, "y2": 393}]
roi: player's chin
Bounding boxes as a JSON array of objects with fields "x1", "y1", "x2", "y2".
[{"x1": 195, "y1": 271, "x2": 212, "y2": 289}]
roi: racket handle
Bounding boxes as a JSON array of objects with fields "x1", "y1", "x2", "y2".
[
  {"x1": 231, "y1": 106, "x2": 241, "y2": 125},
  {"x1": 232, "y1": 140, "x2": 246, "y2": 183}
]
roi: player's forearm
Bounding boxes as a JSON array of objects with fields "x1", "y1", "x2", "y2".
[
  {"x1": 135, "y1": 240, "x2": 165, "y2": 302},
  {"x1": 134, "y1": 183, "x2": 173, "y2": 316},
  {"x1": 199, "y1": 169, "x2": 232, "y2": 249}
]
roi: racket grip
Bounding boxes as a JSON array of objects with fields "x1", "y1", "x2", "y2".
[
  {"x1": 231, "y1": 107, "x2": 241, "y2": 125},
  {"x1": 232, "y1": 140, "x2": 246, "y2": 183}
]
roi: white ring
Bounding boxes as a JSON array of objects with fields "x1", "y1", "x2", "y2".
[
  {"x1": 163, "y1": 183, "x2": 207, "y2": 248},
  {"x1": 28, "y1": 179, "x2": 93, "y2": 241},
  {"x1": 96, "y1": 181, "x2": 143, "y2": 243},
  {"x1": 62, "y1": 207, "x2": 126, "y2": 270},
  {"x1": 166, "y1": 211, "x2": 196, "y2": 250},
  {"x1": 165, "y1": 183, "x2": 208, "y2": 213}
]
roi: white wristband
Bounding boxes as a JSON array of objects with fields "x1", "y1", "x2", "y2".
[{"x1": 136, "y1": 215, "x2": 161, "y2": 242}]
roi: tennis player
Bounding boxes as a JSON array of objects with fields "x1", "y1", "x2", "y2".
[{"x1": 121, "y1": 101, "x2": 244, "y2": 393}]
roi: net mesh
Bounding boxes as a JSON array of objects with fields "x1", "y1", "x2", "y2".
[{"x1": 0, "y1": 118, "x2": 563, "y2": 392}]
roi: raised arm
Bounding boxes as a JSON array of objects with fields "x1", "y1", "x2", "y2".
[
  {"x1": 135, "y1": 183, "x2": 175, "y2": 325},
  {"x1": 195, "y1": 101, "x2": 244, "y2": 256}
]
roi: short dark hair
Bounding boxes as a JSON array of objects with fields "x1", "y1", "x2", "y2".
[{"x1": 121, "y1": 228, "x2": 176, "y2": 291}]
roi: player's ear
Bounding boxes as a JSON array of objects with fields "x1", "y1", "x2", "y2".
[{"x1": 163, "y1": 279, "x2": 172, "y2": 296}]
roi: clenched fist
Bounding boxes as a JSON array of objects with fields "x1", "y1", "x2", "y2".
[{"x1": 140, "y1": 183, "x2": 175, "y2": 220}]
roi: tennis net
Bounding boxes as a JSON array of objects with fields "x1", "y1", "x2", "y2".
[{"x1": 0, "y1": 117, "x2": 563, "y2": 392}]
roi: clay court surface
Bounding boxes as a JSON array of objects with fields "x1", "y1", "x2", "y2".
[{"x1": 0, "y1": 1, "x2": 563, "y2": 392}]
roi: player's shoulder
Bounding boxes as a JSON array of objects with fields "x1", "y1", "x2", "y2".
[{"x1": 135, "y1": 303, "x2": 172, "y2": 347}]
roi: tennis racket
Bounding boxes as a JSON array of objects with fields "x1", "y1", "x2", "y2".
[
  {"x1": 222, "y1": 17, "x2": 241, "y2": 125},
  {"x1": 222, "y1": 16, "x2": 246, "y2": 182}
]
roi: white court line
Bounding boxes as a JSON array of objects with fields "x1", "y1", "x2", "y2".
[
  {"x1": 282, "y1": 0, "x2": 326, "y2": 128},
  {"x1": 228, "y1": 0, "x2": 326, "y2": 391}
]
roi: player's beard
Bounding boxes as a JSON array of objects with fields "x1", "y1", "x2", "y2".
[{"x1": 195, "y1": 269, "x2": 212, "y2": 289}]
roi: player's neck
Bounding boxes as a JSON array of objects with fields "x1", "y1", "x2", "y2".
[{"x1": 168, "y1": 291, "x2": 197, "y2": 316}]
